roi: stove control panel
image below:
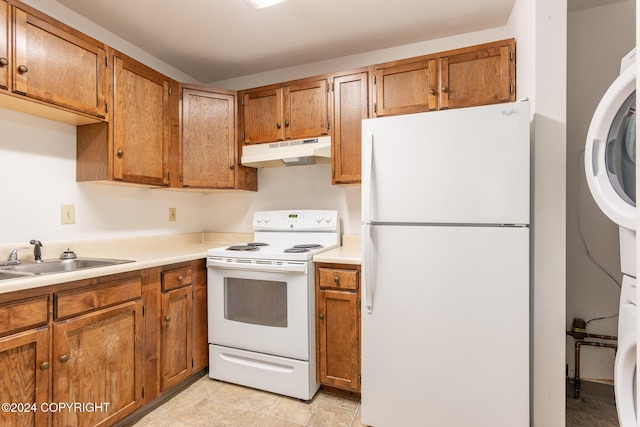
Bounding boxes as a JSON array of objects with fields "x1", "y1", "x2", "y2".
[{"x1": 253, "y1": 210, "x2": 338, "y2": 231}]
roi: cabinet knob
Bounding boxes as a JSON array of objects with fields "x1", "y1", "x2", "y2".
[
  {"x1": 17, "y1": 65, "x2": 28, "y2": 74},
  {"x1": 177, "y1": 275, "x2": 183, "y2": 281},
  {"x1": 0, "y1": 57, "x2": 8, "y2": 67},
  {"x1": 284, "y1": 120, "x2": 289, "y2": 127},
  {"x1": 40, "y1": 361, "x2": 50, "y2": 371},
  {"x1": 276, "y1": 122, "x2": 282, "y2": 129},
  {"x1": 333, "y1": 276, "x2": 340, "y2": 284},
  {"x1": 117, "y1": 149, "x2": 125, "y2": 157},
  {"x1": 59, "y1": 354, "x2": 69, "y2": 363},
  {"x1": 429, "y1": 88, "x2": 436, "y2": 95},
  {"x1": 319, "y1": 313, "x2": 324, "y2": 319},
  {"x1": 165, "y1": 316, "x2": 171, "y2": 322},
  {"x1": 441, "y1": 86, "x2": 449, "y2": 93},
  {"x1": 229, "y1": 164, "x2": 235, "y2": 170}
]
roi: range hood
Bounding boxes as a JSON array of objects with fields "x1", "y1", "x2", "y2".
[{"x1": 241, "y1": 136, "x2": 331, "y2": 168}]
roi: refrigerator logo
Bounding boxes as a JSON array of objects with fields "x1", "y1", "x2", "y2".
[{"x1": 501, "y1": 108, "x2": 520, "y2": 117}]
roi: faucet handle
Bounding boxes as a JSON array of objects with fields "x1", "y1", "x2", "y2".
[{"x1": 7, "y1": 247, "x2": 29, "y2": 263}]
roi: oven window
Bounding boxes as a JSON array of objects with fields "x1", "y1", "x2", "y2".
[{"x1": 224, "y1": 278, "x2": 288, "y2": 327}]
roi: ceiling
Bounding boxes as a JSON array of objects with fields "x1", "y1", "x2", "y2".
[
  {"x1": 55, "y1": 0, "x2": 517, "y2": 84},
  {"x1": 55, "y1": 0, "x2": 630, "y2": 84}
]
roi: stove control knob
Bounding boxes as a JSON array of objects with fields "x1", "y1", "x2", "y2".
[
  {"x1": 256, "y1": 215, "x2": 263, "y2": 223},
  {"x1": 264, "y1": 215, "x2": 271, "y2": 223},
  {"x1": 316, "y1": 214, "x2": 323, "y2": 223},
  {"x1": 323, "y1": 213, "x2": 333, "y2": 223}
]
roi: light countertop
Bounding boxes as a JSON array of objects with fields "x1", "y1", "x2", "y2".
[{"x1": 313, "y1": 234, "x2": 361, "y2": 265}]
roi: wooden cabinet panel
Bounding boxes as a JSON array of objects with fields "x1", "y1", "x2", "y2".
[
  {"x1": 113, "y1": 53, "x2": 170, "y2": 186},
  {"x1": 191, "y1": 260, "x2": 208, "y2": 373},
  {"x1": 0, "y1": 327, "x2": 50, "y2": 427},
  {"x1": 316, "y1": 262, "x2": 361, "y2": 392},
  {"x1": 439, "y1": 40, "x2": 515, "y2": 109},
  {"x1": 54, "y1": 276, "x2": 142, "y2": 320},
  {"x1": 374, "y1": 58, "x2": 438, "y2": 116},
  {"x1": 180, "y1": 87, "x2": 237, "y2": 189},
  {"x1": 160, "y1": 286, "x2": 192, "y2": 392},
  {"x1": 12, "y1": 5, "x2": 107, "y2": 118},
  {"x1": 331, "y1": 70, "x2": 369, "y2": 185},
  {"x1": 0, "y1": 0, "x2": 8, "y2": 91},
  {"x1": 242, "y1": 87, "x2": 283, "y2": 143},
  {"x1": 283, "y1": 78, "x2": 328, "y2": 140},
  {"x1": 53, "y1": 300, "x2": 143, "y2": 426},
  {"x1": 0, "y1": 295, "x2": 48, "y2": 336}
]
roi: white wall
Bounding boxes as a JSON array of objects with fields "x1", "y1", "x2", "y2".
[{"x1": 566, "y1": 0, "x2": 635, "y2": 383}]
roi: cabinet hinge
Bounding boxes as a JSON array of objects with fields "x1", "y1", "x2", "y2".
[
  {"x1": 192, "y1": 358, "x2": 194, "y2": 368},
  {"x1": 105, "y1": 102, "x2": 108, "y2": 114},
  {"x1": 179, "y1": 92, "x2": 183, "y2": 101},
  {"x1": 242, "y1": 131, "x2": 245, "y2": 140},
  {"x1": 510, "y1": 84, "x2": 514, "y2": 94},
  {"x1": 357, "y1": 298, "x2": 361, "y2": 309},
  {"x1": 105, "y1": 57, "x2": 109, "y2": 67},
  {"x1": 142, "y1": 305, "x2": 145, "y2": 316},
  {"x1": 373, "y1": 102, "x2": 377, "y2": 114},
  {"x1": 142, "y1": 386, "x2": 145, "y2": 398},
  {"x1": 168, "y1": 172, "x2": 171, "y2": 182},
  {"x1": 327, "y1": 120, "x2": 330, "y2": 130},
  {"x1": 179, "y1": 173, "x2": 183, "y2": 183},
  {"x1": 241, "y1": 98, "x2": 245, "y2": 106},
  {"x1": 168, "y1": 87, "x2": 172, "y2": 96},
  {"x1": 509, "y1": 50, "x2": 514, "y2": 61},
  {"x1": 373, "y1": 75, "x2": 377, "y2": 85},
  {"x1": 359, "y1": 374, "x2": 362, "y2": 385}
]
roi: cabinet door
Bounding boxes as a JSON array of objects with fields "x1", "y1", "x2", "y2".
[
  {"x1": 283, "y1": 78, "x2": 328, "y2": 140},
  {"x1": 242, "y1": 87, "x2": 284, "y2": 143},
  {"x1": 161, "y1": 286, "x2": 192, "y2": 392},
  {"x1": 0, "y1": 328, "x2": 50, "y2": 427},
  {"x1": 113, "y1": 55, "x2": 170, "y2": 186},
  {"x1": 53, "y1": 301, "x2": 143, "y2": 426},
  {"x1": 374, "y1": 58, "x2": 438, "y2": 116},
  {"x1": 439, "y1": 40, "x2": 515, "y2": 109},
  {"x1": 332, "y1": 71, "x2": 369, "y2": 185},
  {"x1": 0, "y1": 0, "x2": 7, "y2": 91},
  {"x1": 13, "y1": 6, "x2": 107, "y2": 118},
  {"x1": 317, "y1": 290, "x2": 360, "y2": 392},
  {"x1": 181, "y1": 88, "x2": 236, "y2": 188}
]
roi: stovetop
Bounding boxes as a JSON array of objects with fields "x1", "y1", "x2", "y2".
[{"x1": 207, "y1": 210, "x2": 340, "y2": 262}]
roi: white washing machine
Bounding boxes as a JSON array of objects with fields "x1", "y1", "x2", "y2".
[{"x1": 585, "y1": 48, "x2": 636, "y2": 427}]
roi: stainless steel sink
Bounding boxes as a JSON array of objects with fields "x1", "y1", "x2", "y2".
[{"x1": 0, "y1": 258, "x2": 133, "y2": 278}]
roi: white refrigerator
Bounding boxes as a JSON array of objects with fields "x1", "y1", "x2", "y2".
[{"x1": 361, "y1": 100, "x2": 530, "y2": 427}]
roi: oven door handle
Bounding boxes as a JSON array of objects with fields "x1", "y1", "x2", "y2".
[{"x1": 207, "y1": 258, "x2": 308, "y2": 274}]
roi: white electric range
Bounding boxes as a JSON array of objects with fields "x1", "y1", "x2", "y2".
[{"x1": 206, "y1": 210, "x2": 340, "y2": 400}]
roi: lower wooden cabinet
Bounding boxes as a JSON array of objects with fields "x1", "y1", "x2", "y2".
[{"x1": 315, "y1": 263, "x2": 361, "y2": 392}]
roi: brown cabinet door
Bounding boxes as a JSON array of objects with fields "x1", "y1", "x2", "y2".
[
  {"x1": 242, "y1": 87, "x2": 284, "y2": 143},
  {"x1": 160, "y1": 286, "x2": 192, "y2": 392},
  {"x1": 113, "y1": 55, "x2": 170, "y2": 186},
  {"x1": 181, "y1": 88, "x2": 236, "y2": 188},
  {"x1": 439, "y1": 40, "x2": 515, "y2": 109},
  {"x1": 374, "y1": 58, "x2": 438, "y2": 116},
  {"x1": 53, "y1": 301, "x2": 143, "y2": 426},
  {"x1": 316, "y1": 289, "x2": 360, "y2": 392},
  {"x1": 0, "y1": 0, "x2": 7, "y2": 91},
  {"x1": 0, "y1": 327, "x2": 50, "y2": 427},
  {"x1": 12, "y1": 6, "x2": 107, "y2": 118},
  {"x1": 332, "y1": 70, "x2": 369, "y2": 185},
  {"x1": 283, "y1": 78, "x2": 328, "y2": 140}
]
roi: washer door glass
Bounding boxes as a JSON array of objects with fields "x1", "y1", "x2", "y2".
[{"x1": 606, "y1": 92, "x2": 636, "y2": 207}]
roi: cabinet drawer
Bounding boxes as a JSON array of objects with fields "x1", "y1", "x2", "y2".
[
  {"x1": 55, "y1": 276, "x2": 142, "y2": 320},
  {"x1": 162, "y1": 267, "x2": 192, "y2": 292},
  {"x1": 318, "y1": 268, "x2": 358, "y2": 291},
  {"x1": 0, "y1": 296, "x2": 49, "y2": 336}
]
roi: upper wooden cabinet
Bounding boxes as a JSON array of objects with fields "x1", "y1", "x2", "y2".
[
  {"x1": 0, "y1": 0, "x2": 8, "y2": 92},
  {"x1": 240, "y1": 75, "x2": 329, "y2": 144},
  {"x1": 76, "y1": 50, "x2": 171, "y2": 187},
  {"x1": 177, "y1": 85, "x2": 256, "y2": 190},
  {"x1": 8, "y1": 1, "x2": 107, "y2": 119},
  {"x1": 331, "y1": 69, "x2": 370, "y2": 185},
  {"x1": 374, "y1": 39, "x2": 515, "y2": 116}
]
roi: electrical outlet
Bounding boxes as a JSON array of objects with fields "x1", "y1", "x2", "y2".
[
  {"x1": 169, "y1": 208, "x2": 177, "y2": 222},
  {"x1": 61, "y1": 204, "x2": 75, "y2": 224}
]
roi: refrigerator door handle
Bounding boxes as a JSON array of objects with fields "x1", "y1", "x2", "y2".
[
  {"x1": 363, "y1": 224, "x2": 374, "y2": 314},
  {"x1": 362, "y1": 133, "x2": 373, "y2": 223}
]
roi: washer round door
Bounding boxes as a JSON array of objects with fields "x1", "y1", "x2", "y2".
[{"x1": 585, "y1": 63, "x2": 636, "y2": 230}]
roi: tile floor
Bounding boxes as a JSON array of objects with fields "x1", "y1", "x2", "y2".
[
  {"x1": 134, "y1": 374, "x2": 365, "y2": 427},
  {"x1": 566, "y1": 396, "x2": 619, "y2": 427}
]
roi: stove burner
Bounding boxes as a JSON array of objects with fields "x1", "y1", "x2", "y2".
[
  {"x1": 247, "y1": 242, "x2": 269, "y2": 247},
  {"x1": 283, "y1": 244, "x2": 324, "y2": 253},
  {"x1": 227, "y1": 245, "x2": 260, "y2": 251}
]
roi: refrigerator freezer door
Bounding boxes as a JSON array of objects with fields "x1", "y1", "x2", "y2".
[
  {"x1": 361, "y1": 225, "x2": 529, "y2": 427},
  {"x1": 362, "y1": 101, "x2": 530, "y2": 225}
]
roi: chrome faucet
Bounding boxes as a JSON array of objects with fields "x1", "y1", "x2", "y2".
[
  {"x1": 30, "y1": 240, "x2": 43, "y2": 263},
  {"x1": 5, "y1": 246, "x2": 29, "y2": 265}
]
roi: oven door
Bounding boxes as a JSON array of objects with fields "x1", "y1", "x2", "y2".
[{"x1": 207, "y1": 257, "x2": 312, "y2": 360}]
